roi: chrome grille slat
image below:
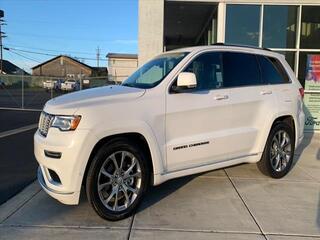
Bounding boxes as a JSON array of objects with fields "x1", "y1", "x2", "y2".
[{"x1": 38, "y1": 111, "x2": 53, "y2": 137}]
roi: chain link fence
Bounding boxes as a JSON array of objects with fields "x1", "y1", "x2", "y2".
[{"x1": 0, "y1": 74, "x2": 120, "y2": 110}]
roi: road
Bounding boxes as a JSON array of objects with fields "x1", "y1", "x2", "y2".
[{"x1": 0, "y1": 110, "x2": 40, "y2": 204}]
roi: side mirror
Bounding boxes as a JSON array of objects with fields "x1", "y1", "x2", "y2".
[{"x1": 172, "y1": 72, "x2": 197, "y2": 93}]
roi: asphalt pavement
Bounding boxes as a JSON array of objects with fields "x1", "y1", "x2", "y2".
[
  {"x1": 0, "y1": 132, "x2": 319, "y2": 240},
  {"x1": 0, "y1": 110, "x2": 40, "y2": 204},
  {"x1": 0, "y1": 110, "x2": 40, "y2": 132}
]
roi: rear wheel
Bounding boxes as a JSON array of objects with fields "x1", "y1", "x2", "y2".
[
  {"x1": 257, "y1": 122, "x2": 295, "y2": 178},
  {"x1": 86, "y1": 138, "x2": 150, "y2": 221}
]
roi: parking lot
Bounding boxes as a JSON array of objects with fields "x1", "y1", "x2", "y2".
[
  {"x1": 0, "y1": 76, "x2": 113, "y2": 110},
  {"x1": 0, "y1": 109, "x2": 319, "y2": 240},
  {"x1": 0, "y1": 109, "x2": 40, "y2": 204},
  {"x1": 0, "y1": 88, "x2": 62, "y2": 109}
]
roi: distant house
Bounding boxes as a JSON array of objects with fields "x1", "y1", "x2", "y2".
[
  {"x1": 32, "y1": 55, "x2": 107, "y2": 79},
  {"x1": 91, "y1": 67, "x2": 108, "y2": 77},
  {"x1": 107, "y1": 53, "x2": 138, "y2": 82},
  {"x1": 1, "y1": 60, "x2": 29, "y2": 75}
]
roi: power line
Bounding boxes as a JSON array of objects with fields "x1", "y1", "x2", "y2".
[
  {"x1": 8, "y1": 47, "x2": 56, "y2": 57},
  {"x1": 4, "y1": 47, "x2": 138, "y2": 62},
  {"x1": 4, "y1": 46, "x2": 108, "y2": 61},
  {"x1": 6, "y1": 50, "x2": 32, "y2": 70},
  {"x1": 6, "y1": 49, "x2": 42, "y2": 63},
  {"x1": 4, "y1": 43, "x2": 96, "y2": 56},
  {"x1": 6, "y1": 31, "x2": 118, "y2": 44}
]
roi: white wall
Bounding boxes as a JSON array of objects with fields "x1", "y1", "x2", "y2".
[
  {"x1": 108, "y1": 58, "x2": 138, "y2": 82},
  {"x1": 138, "y1": 0, "x2": 164, "y2": 66},
  {"x1": 138, "y1": 0, "x2": 320, "y2": 66}
]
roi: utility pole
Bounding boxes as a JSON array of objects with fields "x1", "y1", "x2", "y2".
[
  {"x1": 96, "y1": 46, "x2": 100, "y2": 68},
  {"x1": 0, "y1": 10, "x2": 6, "y2": 75},
  {"x1": 79, "y1": 69, "x2": 82, "y2": 90},
  {"x1": 21, "y1": 69, "x2": 24, "y2": 108}
]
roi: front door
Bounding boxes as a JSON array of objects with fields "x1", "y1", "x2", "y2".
[{"x1": 165, "y1": 51, "x2": 233, "y2": 172}]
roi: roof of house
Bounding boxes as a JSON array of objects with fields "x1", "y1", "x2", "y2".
[
  {"x1": 31, "y1": 55, "x2": 93, "y2": 70},
  {"x1": 1, "y1": 60, "x2": 29, "y2": 75},
  {"x1": 106, "y1": 53, "x2": 138, "y2": 59}
]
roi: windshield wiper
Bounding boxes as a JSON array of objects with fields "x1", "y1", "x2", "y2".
[{"x1": 122, "y1": 83, "x2": 133, "y2": 87}]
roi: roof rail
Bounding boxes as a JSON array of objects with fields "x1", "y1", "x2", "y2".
[{"x1": 211, "y1": 42, "x2": 272, "y2": 51}]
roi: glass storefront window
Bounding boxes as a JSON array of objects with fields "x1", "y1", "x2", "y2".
[
  {"x1": 225, "y1": 5, "x2": 260, "y2": 46},
  {"x1": 276, "y1": 51, "x2": 296, "y2": 71},
  {"x1": 300, "y1": 6, "x2": 320, "y2": 49},
  {"x1": 263, "y1": 6, "x2": 298, "y2": 49},
  {"x1": 223, "y1": 4, "x2": 320, "y2": 89},
  {"x1": 298, "y1": 51, "x2": 320, "y2": 87}
]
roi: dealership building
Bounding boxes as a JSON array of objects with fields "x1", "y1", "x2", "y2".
[{"x1": 138, "y1": 0, "x2": 320, "y2": 131}]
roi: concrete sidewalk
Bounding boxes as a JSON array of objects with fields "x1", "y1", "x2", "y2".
[{"x1": 0, "y1": 133, "x2": 319, "y2": 240}]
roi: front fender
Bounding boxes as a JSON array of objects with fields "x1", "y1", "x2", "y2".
[{"x1": 86, "y1": 120, "x2": 164, "y2": 179}]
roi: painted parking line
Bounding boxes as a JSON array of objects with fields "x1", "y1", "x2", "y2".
[
  {"x1": 0, "y1": 107, "x2": 41, "y2": 112},
  {"x1": 0, "y1": 124, "x2": 38, "y2": 139}
]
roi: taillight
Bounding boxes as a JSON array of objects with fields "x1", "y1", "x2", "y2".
[{"x1": 299, "y1": 88, "x2": 304, "y2": 99}]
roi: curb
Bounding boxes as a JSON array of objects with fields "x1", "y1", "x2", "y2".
[{"x1": 0, "y1": 181, "x2": 41, "y2": 224}]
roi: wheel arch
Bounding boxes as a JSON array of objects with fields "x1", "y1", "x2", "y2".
[
  {"x1": 82, "y1": 131, "x2": 162, "y2": 187},
  {"x1": 262, "y1": 114, "x2": 297, "y2": 152},
  {"x1": 271, "y1": 115, "x2": 296, "y2": 143}
]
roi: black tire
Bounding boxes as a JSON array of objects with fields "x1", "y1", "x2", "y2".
[
  {"x1": 257, "y1": 121, "x2": 295, "y2": 178},
  {"x1": 86, "y1": 138, "x2": 150, "y2": 221}
]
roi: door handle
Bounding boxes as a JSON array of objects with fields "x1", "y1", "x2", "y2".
[
  {"x1": 214, "y1": 95, "x2": 229, "y2": 100},
  {"x1": 260, "y1": 90, "x2": 272, "y2": 95}
]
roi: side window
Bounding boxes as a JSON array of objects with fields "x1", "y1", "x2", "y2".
[
  {"x1": 258, "y1": 56, "x2": 290, "y2": 84},
  {"x1": 184, "y1": 52, "x2": 223, "y2": 91},
  {"x1": 223, "y1": 52, "x2": 261, "y2": 88}
]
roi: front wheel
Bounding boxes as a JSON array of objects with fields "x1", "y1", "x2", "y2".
[
  {"x1": 86, "y1": 138, "x2": 150, "y2": 221},
  {"x1": 257, "y1": 122, "x2": 295, "y2": 178}
]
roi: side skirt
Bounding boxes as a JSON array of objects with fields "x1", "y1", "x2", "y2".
[{"x1": 153, "y1": 153, "x2": 262, "y2": 186}]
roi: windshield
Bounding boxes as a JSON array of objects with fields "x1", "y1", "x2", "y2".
[{"x1": 122, "y1": 52, "x2": 189, "y2": 89}]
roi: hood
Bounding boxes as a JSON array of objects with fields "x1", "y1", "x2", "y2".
[{"x1": 44, "y1": 85, "x2": 145, "y2": 114}]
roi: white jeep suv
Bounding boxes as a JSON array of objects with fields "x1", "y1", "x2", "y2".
[{"x1": 35, "y1": 45, "x2": 305, "y2": 221}]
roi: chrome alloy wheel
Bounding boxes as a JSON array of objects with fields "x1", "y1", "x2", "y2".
[
  {"x1": 270, "y1": 130, "x2": 292, "y2": 172},
  {"x1": 97, "y1": 151, "x2": 142, "y2": 212}
]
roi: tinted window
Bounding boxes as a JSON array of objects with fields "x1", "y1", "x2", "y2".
[
  {"x1": 300, "y1": 6, "x2": 320, "y2": 49},
  {"x1": 225, "y1": 5, "x2": 260, "y2": 46},
  {"x1": 184, "y1": 52, "x2": 223, "y2": 91},
  {"x1": 258, "y1": 56, "x2": 290, "y2": 84},
  {"x1": 263, "y1": 6, "x2": 298, "y2": 49},
  {"x1": 223, "y1": 52, "x2": 261, "y2": 87}
]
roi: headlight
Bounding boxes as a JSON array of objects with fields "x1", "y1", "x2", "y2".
[{"x1": 51, "y1": 115, "x2": 81, "y2": 131}]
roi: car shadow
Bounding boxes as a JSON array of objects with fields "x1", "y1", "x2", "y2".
[
  {"x1": 316, "y1": 140, "x2": 320, "y2": 229},
  {"x1": 301, "y1": 104, "x2": 320, "y2": 230},
  {"x1": 292, "y1": 104, "x2": 314, "y2": 167}
]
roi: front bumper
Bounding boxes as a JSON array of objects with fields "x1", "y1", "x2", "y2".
[
  {"x1": 37, "y1": 167, "x2": 79, "y2": 205},
  {"x1": 34, "y1": 128, "x2": 97, "y2": 205}
]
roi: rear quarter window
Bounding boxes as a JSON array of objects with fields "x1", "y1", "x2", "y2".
[{"x1": 258, "y1": 55, "x2": 290, "y2": 84}]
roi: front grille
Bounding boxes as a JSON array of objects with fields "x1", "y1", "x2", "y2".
[{"x1": 38, "y1": 111, "x2": 54, "y2": 137}]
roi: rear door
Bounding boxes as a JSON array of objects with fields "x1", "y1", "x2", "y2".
[
  {"x1": 257, "y1": 55, "x2": 294, "y2": 113},
  {"x1": 222, "y1": 52, "x2": 277, "y2": 159}
]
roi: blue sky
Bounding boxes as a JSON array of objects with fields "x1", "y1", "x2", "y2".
[{"x1": 0, "y1": 0, "x2": 138, "y2": 72}]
